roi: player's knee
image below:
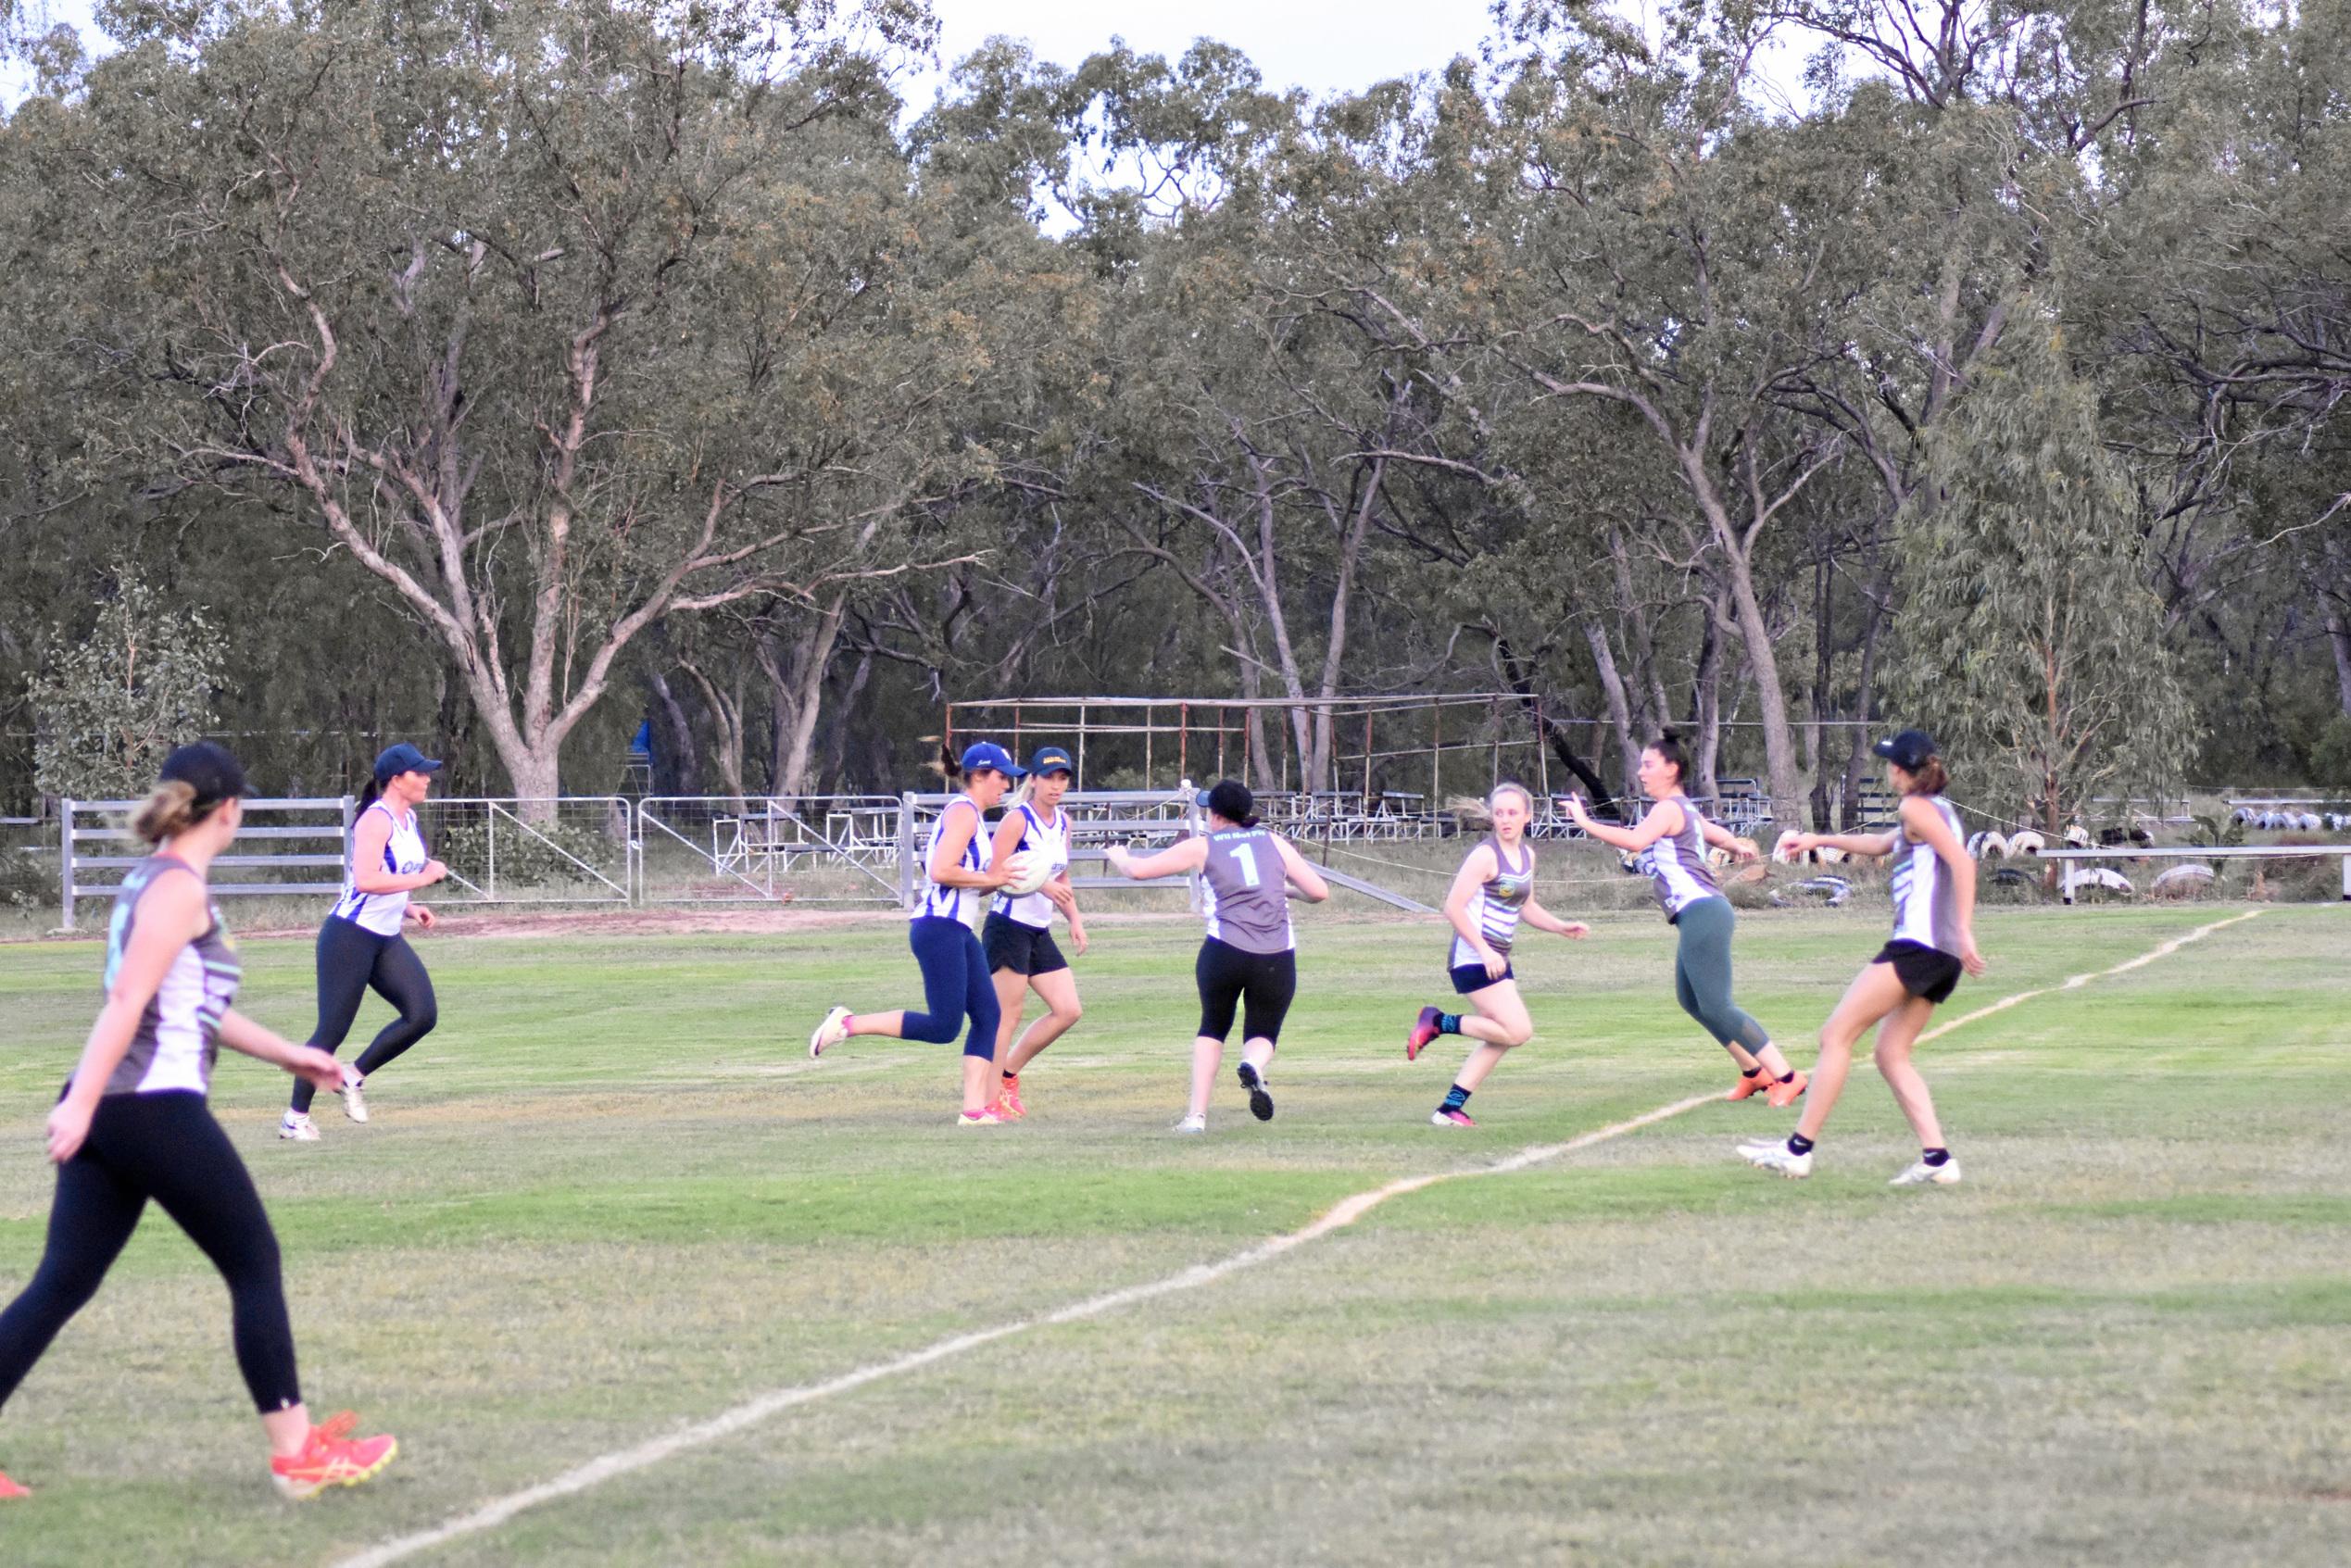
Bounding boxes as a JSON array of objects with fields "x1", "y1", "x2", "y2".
[
  {"x1": 1056, "y1": 1001, "x2": 1083, "y2": 1028},
  {"x1": 1501, "y1": 1022, "x2": 1534, "y2": 1048},
  {"x1": 904, "y1": 1011, "x2": 961, "y2": 1045},
  {"x1": 407, "y1": 999, "x2": 438, "y2": 1038}
]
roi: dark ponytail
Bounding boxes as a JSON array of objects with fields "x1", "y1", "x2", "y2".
[
  {"x1": 1905, "y1": 757, "x2": 1950, "y2": 796},
  {"x1": 1647, "y1": 729, "x2": 1692, "y2": 790},
  {"x1": 358, "y1": 776, "x2": 383, "y2": 809}
]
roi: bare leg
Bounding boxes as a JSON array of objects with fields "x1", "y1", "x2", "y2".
[
  {"x1": 1452, "y1": 981, "x2": 1534, "y2": 1093},
  {"x1": 1794, "y1": 961, "x2": 1911, "y2": 1142},
  {"x1": 1239, "y1": 1035, "x2": 1276, "y2": 1076},
  {"x1": 959, "y1": 1054, "x2": 996, "y2": 1115},
  {"x1": 988, "y1": 969, "x2": 1027, "y2": 1065},
  {"x1": 261, "y1": 1404, "x2": 314, "y2": 1461},
  {"x1": 1754, "y1": 1043, "x2": 1796, "y2": 1079},
  {"x1": 1188, "y1": 1035, "x2": 1224, "y2": 1118},
  {"x1": 1872, "y1": 995, "x2": 1945, "y2": 1148},
  {"x1": 846, "y1": 1011, "x2": 906, "y2": 1038},
  {"x1": 1006, "y1": 969, "x2": 1083, "y2": 1075}
]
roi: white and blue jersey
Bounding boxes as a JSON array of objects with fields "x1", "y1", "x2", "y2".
[
  {"x1": 333, "y1": 800, "x2": 429, "y2": 936},
  {"x1": 993, "y1": 800, "x2": 1069, "y2": 930},
  {"x1": 915, "y1": 796, "x2": 993, "y2": 926}
]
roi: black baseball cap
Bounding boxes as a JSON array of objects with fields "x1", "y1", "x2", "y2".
[
  {"x1": 1198, "y1": 779, "x2": 1256, "y2": 824},
  {"x1": 158, "y1": 741, "x2": 249, "y2": 807},
  {"x1": 1027, "y1": 746, "x2": 1075, "y2": 777},
  {"x1": 1872, "y1": 729, "x2": 1938, "y2": 771},
  {"x1": 373, "y1": 742, "x2": 446, "y2": 785}
]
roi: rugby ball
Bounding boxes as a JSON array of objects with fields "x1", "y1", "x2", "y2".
[{"x1": 1001, "y1": 850, "x2": 1054, "y2": 897}]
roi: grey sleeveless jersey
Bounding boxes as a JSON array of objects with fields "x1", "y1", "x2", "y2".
[
  {"x1": 1637, "y1": 797, "x2": 1723, "y2": 919},
  {"x1": 1201, "y1": 828, "x2": 1294, "y2": 954},
  {"x1": 1889, "y1": 796, "x2": 1967, "y2": 955},
  {"x1": 99, "y1": 855, "x2": 241, "y2": 1097}
]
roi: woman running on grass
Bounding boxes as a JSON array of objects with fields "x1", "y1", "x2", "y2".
[
  {"x1": 1739, "y1": 730, "x2": 1987, "y2": 1185},
  {"x1": 1104, "y1": 779, "x2": 1328, "y2": 1133},
  {"x1": 1405, "y1": 782, "x2": 1590, "y2": 1126},
  {"x1": 0, "y1": 744, "x2": 396, "y2": 1502},
  {"x1": 282, "y1": 742, "x2": 447, "y2": 1141},
  {"x1": 984, "y1": 746, "x2": 1087, "y2": 1122},
  {"x1": 1565, "y1": 732, "x2": 1807, "y2": 1105},
  {"x1": 808, "y1": 742, "x2": 1022, "y2": 1124}
]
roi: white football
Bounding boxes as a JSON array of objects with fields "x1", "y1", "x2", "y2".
[{"x1": 1001, "y1": 850, "x2": 1054, "y2": 897}]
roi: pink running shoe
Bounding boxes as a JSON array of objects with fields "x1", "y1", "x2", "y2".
[
  {"x1": 996, "y1": 1075, "x2": 1026, "y2": 1121},
  {"x1": 1429, "y1": 1107, "x2": 1477, "y2": 1128},
  {"x1": 271, "y1": 1411, "x2": 397, "y2": 1499},
  {"x1": 1406, "y1": 1006, "x2": 1442, "y2": 1061},
  {"x1": 0, "y1": 1469, "x2": 30, "y2": 1500}
]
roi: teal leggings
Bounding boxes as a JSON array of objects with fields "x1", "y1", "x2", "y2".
[{"x1": 1671, "y1": 897, "x2": 1770, "y2": 1055}]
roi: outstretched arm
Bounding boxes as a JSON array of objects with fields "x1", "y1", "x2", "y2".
[
  {"x1": 1565, "y1": 796, "x2": 1682, "y2": 853},
  {"x1": 1779, "y1": 827, "x2": 1901, "y2": 859},
  {"x1": 1104, "y1": 835, "x2": 1209, "y2": 882},
  {"x1": 1697, "y1": 818, "x2": 1760, "y2": 861}
]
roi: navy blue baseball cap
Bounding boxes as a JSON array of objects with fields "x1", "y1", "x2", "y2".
[
  {"x1": 372, "y1": 742, "x2": 446, "y2": 785},
  {"x1": 1198, "y1": 779, "x2": 1256, "y2": 824},
  {"x1": 959, "y1": 740, "x2": 1025, "y2": 778},
  {"x1": 1872, "y1": 729, "x2": 1937, "y2": 771},
  {"x1": 159, "y1": 741, "x2": 250, "y2": 807},
  {"x1": 1027, "y1": 746, "x2": 1075, "y2": 777}
]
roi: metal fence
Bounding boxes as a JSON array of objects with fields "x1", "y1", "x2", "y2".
[{"x1": 60, "y1": 797, "x2": 353, "y2": 930}]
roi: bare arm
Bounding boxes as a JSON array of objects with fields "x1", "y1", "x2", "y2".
[
  {"x1": 216, "y1": 1010, "x2": 343, "y2": 1089},
  {"x1": 928, "y1": 800, "x2": 1011, "y2": 890},
  {"x1": 1565, "y1": 796, "x2": 1681, "y2": 853},
  {"x1": 1779, "y1": 827, "x2": 1901, "y2": 859},
  {"x1": 1905, "y1": 796, "x2": 1988, "y2": 975},
  {"x1": 1697, "y1": 818, "x2": 1760, "y2": 860},
  {"x1": 1520, "y1": 895, "x2": 1590, "y2": 939},
  {"x1": 1273, "y1": 835, "x2": 1329, "y2": 903},
  {"x1": 1105, "y1": 835, "x2": 1209, "y2": 881},
  {"x1": 348, "y1": 810, "x2": 445, "y2": 895}
]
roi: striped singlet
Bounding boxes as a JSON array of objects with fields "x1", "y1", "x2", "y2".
[
  {"x1": 332, "y1": 800, "x2": 430, "y2": 935},
  {"x1": 993, "y1": 800, "x2": 1069, "y2": 930},
  {"x1": 1888, "y1": 796, "x2": 1967, "y2": 955},
  {"x1": 1449, "y1": 834, "x2": 1534, "y2": 969},
  {"x1": 1637, "y1": 796, "x2": 1723, "y2": 920},
  {"x1": 1201, "y1": 828, "x2": 1294, "y2": 955},
  {"x1": 915, "y1": 796, "x2": 993, "y2": 926},
  {"x1": 99, "y1": 856, "x2": 242, "y2": 1097}
]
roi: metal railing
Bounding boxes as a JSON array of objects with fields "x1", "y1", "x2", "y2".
[
  {"x1": 60, "y1": 797, "x2": 353, "y2": 930},
  {"x1": 2039, "y1": 844, "x2": 2351, "y2": 904}
]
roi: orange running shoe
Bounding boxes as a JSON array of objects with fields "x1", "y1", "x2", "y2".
[
  {"x1": 1766, "y1": 1071, "x2": 1810, "y2": 1109},
  {"x1": 271, "y1": 1411, "x2": 397, "y2": 1500},
  {"x1": 0, "y1": 1469, "x2": 29, "y2": 1500},
  {"x1": 997, "y1": 1075, "x2": 1027, "y2": 1121},
  {"x1": 1727, "y1": 1071, "x2": 1771, "y2": 1101}
]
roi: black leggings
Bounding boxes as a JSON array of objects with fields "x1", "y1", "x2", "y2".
[
  {"x1": 291, "y1": 916, "x2": 437, "y2": 1114},
  {"x1": 0, "y1": 1092, "x2": 301, "y2": 1415},
  {"x1": 1195, "y1": 938, "x2": 1298, "y2": 1047}
]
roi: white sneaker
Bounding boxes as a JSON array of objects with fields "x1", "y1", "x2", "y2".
[
  {"x1": 809, "y1": 1006, "x2": 851, "y2": 1060},
  {"x1": 1738, "y1": 1137, "x2": 1812, "y2": 1178},
  {"x1": 1173, "y1": 1113, "x2": 1207, "y2": 1135},
  {"x1": 1890, "y1": 1155, "x2": 1963, "y2": 1186},
  {"x1": 279, "y1": 1113, "x2": 321, "y2": 1142},
  {"x1": 336, "y1": 1068, "x2": 369, "y2": 1123}
]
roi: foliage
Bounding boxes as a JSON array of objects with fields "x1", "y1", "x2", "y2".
[{"x1": 24, "y1": 566, "x2": 225, "y2": 801}]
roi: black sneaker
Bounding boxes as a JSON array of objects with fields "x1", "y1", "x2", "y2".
[{"x1": 1236, "y1": 1061, "x2": 1275, "y2": 1122}]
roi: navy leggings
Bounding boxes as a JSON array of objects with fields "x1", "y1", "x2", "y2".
[
  {"x1": 901, "y1": 916, "x2": 999, "y2": 1058},
  {"x1": 290, "y1": 916, "x2": 438, "y2": 1114},
  {"x1": 0, "y1": 1091, "x2": 301, "y2": 1415}
]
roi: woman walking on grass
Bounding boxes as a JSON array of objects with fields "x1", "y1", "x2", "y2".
[
  {"x1": 281, "y1": 742, "x2": 448, "y2": 1141},
  {"x1": 1739, "y1": 730, "x2": 1986, "y2": 1185},
  {"x1": 1404, "y1": 783, "x2": 1590, "y2": 1126},
  {"x1": 1565, "y1": 732, "x2": 1808, "y2": 1105},
  {"x1": 984, "y1": 746, "x2": 1087, "y2": 1121},
  {"x1": 0, "y1": 744, "x2": 396, "y2": 1502},
  {"x1": 1104, "y1": 780, "x2": 1328, "y2": 1133},
  {"x1": 808, "y1": 742, "x2": 1022, "y2": 1124}
]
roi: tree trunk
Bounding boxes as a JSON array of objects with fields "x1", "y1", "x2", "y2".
[
  {"x1": 761, "y1": 596, "x2": 847, "y2": 799},
  {"x1": 1840, "y1": 586, "x2": 1888, "y2": 829},
  {"x1": 1585, "y1": 618, "x2": 1641, "y2": 791},
  {"x1": 646, "y1": 670, "x2": 698, "y2": 797},
  {"x1": 1691, "y1": 597, "x2": 1725, "y2": 796},
  {"x1": 2327, "y1": 603, "x2": 2351, "y2": 719},
  {"x1": 1719, "y1": 546, "x2": 1805, "y2": 828}
]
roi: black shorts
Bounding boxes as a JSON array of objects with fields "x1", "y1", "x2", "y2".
[
  {"x1": 1450, "y1": 960, "x2": 1515, "y2": 996},
  {"x1": 1874, "y1": 940, "x2": 1964, "y2": 1005},
  {"x1": 1195, "y1": 937, "x2": 1298, "y2": 1047},
  {"x1": 984, "y1": 913, "x2": 1068, "y2": 977}
]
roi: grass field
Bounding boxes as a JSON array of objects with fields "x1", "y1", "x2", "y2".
[{"x1": 1, "y1": 901, "x2": 2346, "y2": 1566}]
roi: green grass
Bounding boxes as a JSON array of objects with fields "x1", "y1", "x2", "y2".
[{"x1": 1, "y1": 902, "x2": 2346, "y2": 1566}]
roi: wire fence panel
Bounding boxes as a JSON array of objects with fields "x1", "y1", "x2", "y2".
[
  {"x1": 59, "y1": 797, "x2": 355, "y2": 930},
  {"x1": 635, "y1": 796, "x2": 907, "y2": 905},
  {"x1": 414, "y1": 797, "x2": 634, "y2": 908}
]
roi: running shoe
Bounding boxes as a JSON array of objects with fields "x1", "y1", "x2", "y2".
[
  {"x1": 1738, "y1": 1137, "x2": 1813, "y2": 1178},
  {"x1": 1430, "y1": 1107, "x2": 1477, "y2": 1128},
  {"x1": 956, "y1": 1109, "x2": 1002, "y2": 1126},
  {"x1": 336, "y1": 1066, "x2": 369, "y2": 1124},
  {"x1": 1173, "y1": 1113, "x2": 1207, "y2": 1135},
  {"x1": 1766, "y1": 1071, "x2": 1810, "y2": 1110},
  {"x1": 0, "y1": 1470, "x2": 28, "y2": 1500},
  {"x1": 1890, "y1": 1156, "x2": 1963, "y2": 1187},
  {"x1": 996, "y1": 1075, "x2": 1026, "y2": 1121},
  {"x1": 270, "y1": 1412, "x2": 397, "y2": 1499},
  {"x1": 1236, "y1": 1061, "x2": 1274, "y2": 1122},
  {"x1": 1727, "y1": 1071, "x2": 1771, "y2": 1102},
  {"x1": 279, "y1": 1113, "x2": 321, "y2": 1143},
  {"x1": 808, "y1": 1006, "x2": 851, "y2": 1060},
  {"x1": 1406, "y1": 1005, "x2": 1442, "y2": 1061}
]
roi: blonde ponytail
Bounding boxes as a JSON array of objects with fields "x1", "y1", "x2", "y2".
[{"x1": 130, "y1": 780, "x2": 207, "y2": 846}]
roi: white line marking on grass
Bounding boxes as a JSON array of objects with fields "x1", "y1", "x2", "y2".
[{"x1": 333, "y1": 909, "x2": 2262, "y2": 1568}]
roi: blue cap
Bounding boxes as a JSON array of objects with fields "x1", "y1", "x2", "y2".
[
  {"x1": 1871, "y1": 729, "x2": 1937, "y2": 771},
  {"x1": 372, "y1": 742, "x2": 446, "y2": 785},
  {"x1": 1027, "y1": 746, "x2": 1075, "y2": 777},
  {"x1": 959, "y1": 741, "x2": 1025, "y2": 778}
]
